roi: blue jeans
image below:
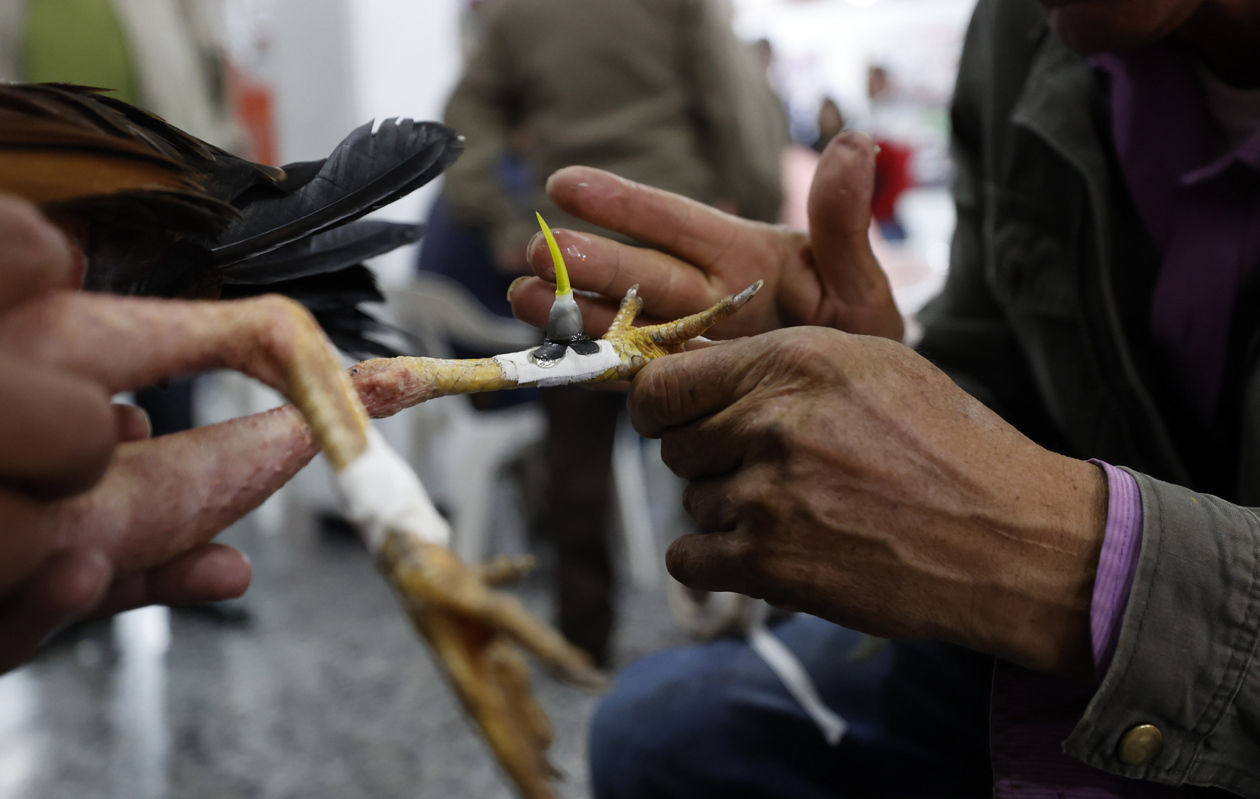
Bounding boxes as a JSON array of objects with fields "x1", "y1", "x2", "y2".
[{"x1": 589, "y1": 616, "x2": 993, "y2": 798}]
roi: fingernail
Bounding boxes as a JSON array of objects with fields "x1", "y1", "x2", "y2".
[
  {"x1": 113, "y1": 403, "x2": 152, "y2": 442},
  {"x1": 526, "y1": 232, "x2": 544, "y2": 265},
  {"x1": 507, "y1": 276, "x2": 530, "y2": 303},
  {"x1": 527, "y1": 234, "x2": 557, "y2": 280},
  {"x1": 131, "y1": 405, "x2": 152, "y2": 440},
  {"x1": 563, "y1": 232, "x2": 590, "y2": 264}
]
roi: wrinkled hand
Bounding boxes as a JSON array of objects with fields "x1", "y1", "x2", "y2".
[
  {"x1": 509, "y1": 131, "x2": 902, "y2": 342},
  {"x1": 630, "y1": 328, "x2": 1107, "y2": 679},
  {"x1": 0, "y1": 196, "x2": 251, "y2": 672}
]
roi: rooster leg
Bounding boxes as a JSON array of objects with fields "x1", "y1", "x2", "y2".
[
  {"x1": 1, "y1": 284, "x2": 764, "y2": 799},
  {"x1": 0, "y1": 290, "x2": 599, "y2": 799},
  {"x1": 476, "y1": 555, "x2": 537, "y2": 587},
  {"x1": 349, "y1": 280, "x2": 764, "y2": 416}
]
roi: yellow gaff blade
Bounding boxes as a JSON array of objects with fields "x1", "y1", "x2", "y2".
[{"x1": 536, "y1": 212, "x2": 571, "y2": 296}]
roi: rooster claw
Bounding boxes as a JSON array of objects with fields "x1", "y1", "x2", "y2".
[{"x1": 376, "y1": 531, "x2": 603, "y2": 798}]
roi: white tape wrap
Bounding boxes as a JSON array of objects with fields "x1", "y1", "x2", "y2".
[
  {"x1": 336, "y1": 428, "x2": 450, "y2": 552},
  {"x1": 494, "y1": 340, "x2": 621, "y2": 388}
]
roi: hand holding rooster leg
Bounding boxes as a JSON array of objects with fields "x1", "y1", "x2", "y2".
[
  {"x1": 509, "y1": 131, "x2": 902, "y2": 342},
  {"x1": 0, "y1": 197, "x2": 251, "y2": 670},
  {"x1": 0, "y1": 286, "x2": 608, "y2": 798}
]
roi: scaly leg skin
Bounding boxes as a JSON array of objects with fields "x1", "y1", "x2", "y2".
[{"x1": 350, "y1": 280, "x2": 764, "y2": 416}]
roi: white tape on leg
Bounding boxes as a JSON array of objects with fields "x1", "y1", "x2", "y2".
[
  {"x1": 336, "y1": 428, "x2": 450, "y2": 552},
  {"x1": 494, "y1": 340, "x2": 621, "y2": 387}
]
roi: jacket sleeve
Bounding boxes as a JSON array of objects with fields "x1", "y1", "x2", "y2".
[
  {"x1": 441, "y1": 10, "x2": 533, "y2": 255},
  {"x1": 679, "y1": 0, "x2": 783, "y2": 224},
  {"x1": 1064, "y1": 470, "x2": 1260, "y2": 797},
  {"x1": 925, "y1": 1, "x2": 1260, "y2": 792},
  {"x1": 914, "y1": 0, "x2": 1056, "y2": 443}
]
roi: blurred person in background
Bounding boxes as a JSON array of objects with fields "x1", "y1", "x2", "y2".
[
  {"x1": 505, "y1": 0, "x2": 1260, "y2": 796},
  {"x1": 0, "y1": 0, "x2": 236, "y2": 150},
  {"x1": 441, "y1": 0, "x2": 784, "y2": 666},
  {"x1": 0, "y1": 0, "x2": 239, "y2": 440},
  {"x1": 813, "y1": 97, "x2": 846, "y2": 154},
  {"x1": 865, "y1": 66, "x2": 914, "y2": 241},
  {"x1": 779, "y1": 96, "x2": 846, "y2": 231}
]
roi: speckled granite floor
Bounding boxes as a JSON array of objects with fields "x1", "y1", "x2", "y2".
[{"x1": 0, "y1": 510, "x2": 690, "y2": 799}]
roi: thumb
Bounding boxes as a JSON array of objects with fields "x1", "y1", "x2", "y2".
[
  {"x1": 0, "y1": 549, "x2": 113, "y2": 673},
  {"x1": 802, "y1": 131, "x2": 903, "y2": 341}
]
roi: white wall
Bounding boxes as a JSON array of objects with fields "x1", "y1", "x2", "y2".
[
  {"x1": 346, "y1": 0, "x2": 463, "y2": 285},
  {"x1": 735, "y1": 0, "x2": 977, "y2": 126},
  {"x1": 254, "y1": 0, "x2": 464, "y2": 514},
  {"x1": 263, "y1": 0, "x2": 463, "y2": 285},
  {"x1": 268, "y1": 0, "x2": 359, "y2": 162}
]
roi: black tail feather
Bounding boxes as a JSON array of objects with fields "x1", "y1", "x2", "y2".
[
  {"x1": 209, "y1": 119, "x2": 462, "y2": 265},
  {"x1": 220, "y1": 221, "x2": 422, "y2": 286},
  {"x1": 1, "y1": 84, "x2": 460, "y2": 357},
  {"x1": 220, "y1": 264, "x2": 406, "y2": 358}
]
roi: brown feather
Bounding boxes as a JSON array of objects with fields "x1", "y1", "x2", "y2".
[
  {"x1": 0, "y1": 85, "x2": 235, "y2": 230},
  {"x1": 0, "y1": 150, "x2": 202, "y2": 205},
  {"x1": 0, "y1": 82, "x2": 460, "y2": 357}
]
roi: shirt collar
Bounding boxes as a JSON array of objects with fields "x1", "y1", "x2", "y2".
[{"x1": 1092, "y1": 45, "x2": 1260, "y2": 187}]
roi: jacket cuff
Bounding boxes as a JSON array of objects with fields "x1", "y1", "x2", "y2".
[{"x1": 1064, "y1": 470, "x2": 1260, "y2": 794}]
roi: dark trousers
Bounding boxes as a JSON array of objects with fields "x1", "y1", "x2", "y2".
[
  {"x1": 589, "y1": 615, "x2": 994, "y2": 798},
  {"x1": 543, "y1": 386, "x2": 624, "y2": 666}
]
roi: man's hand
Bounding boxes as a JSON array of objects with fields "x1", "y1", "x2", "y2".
[
  {"x1": 0, "y1": 196, "x2": 253, "y2": 672},
  {"x1": 630, "y1": 328, "x2": 1107, "y2": 679},
  {"x1": 509, "y1": 131, "x2": 903, "y2": 342}
]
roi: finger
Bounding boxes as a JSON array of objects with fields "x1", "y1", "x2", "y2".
[
  {"x1": 114, "y1": 403, "x2": 152, "y2": 443},
  {"x1": 0, "y1": 292, "x2": 365, "y2": 473},
  {"x1": 665, "y1": 531, "x2": 752, "y2": 595},
  {"x1": 524, "y1": 227, "x2": 725, "y2": 320},
  {"x1": 508, "y1": 276, "x2": 630, "y2": 336},
  {"x1": 0, "y1": 352, "x2": 117, "y2": 499},
  {"x1": 628, "y1": 339, "x2": 761, "y2": 437},
  {"x1": 578, "y1": 380, "x2": 632, "y2": 393},
  {"x1": 0, "y1": 490, "x2": 56, "y2": 594},
  {"x1": 660, "y1": 420, "x2": 743, "y2": 480},
  {"x1": 545, "y1": 166, "x2": 764, "y2": 270},
  {"x1": 92, "y1": 544, "x2": 252, "y2": 617},
  {"x1": 808, "y1": 131, "x2": 877, "y2": 257},
  {"x1": 0, "y1": 195, "x2": 75, "y2": 313},
  {"x1": 681, "y1": 477, "x2": 740, "y2": 533},
  {"x1": 794, "y1": 131, "x2": 902, "y2": 340},
  {"x1": 0, "y1": 548, "x2": 113, "y2": 673}
]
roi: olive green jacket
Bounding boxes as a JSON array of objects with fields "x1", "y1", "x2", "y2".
[
  {"x1": 919, "y1": 0, "x2": 1260, "y2": 794},
  {"x1": 442, "y1": 0, "x2": 785, "y2": 255}
]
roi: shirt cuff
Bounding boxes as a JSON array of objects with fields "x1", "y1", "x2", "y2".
[{"x1": 1087, "y1": 460, "x2": 1144, "y2": 677}]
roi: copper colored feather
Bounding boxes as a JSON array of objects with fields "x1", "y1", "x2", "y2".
[
  {"x1": 0, "y1": 83, "x2": 239, "y2": 233},
  {"x1": 0, "y1": 83, "x2": 462, "y2": 357}
]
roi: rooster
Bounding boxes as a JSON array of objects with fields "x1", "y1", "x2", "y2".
[
  {"x1": 0, "y1": 83, "x2": 760, "y2": 799},
  {"x1": 0, "y1": 82, "x2": 455, "y2": 356}
]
